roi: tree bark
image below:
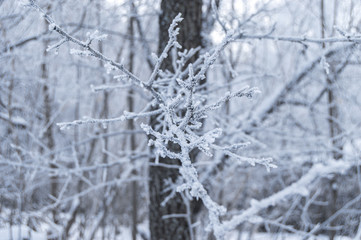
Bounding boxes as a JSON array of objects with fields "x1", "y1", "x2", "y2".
[
  {"x1": 39, "y1": 6, "x2": 58, "y2": 230},
  {"x1": 320, "y1": 1, "x2": 342, "y2": 239},
  {"x1": 149, "y1": 1, "x2": 202, "y2": 239},
  {"x1": 127, "y1": 3, "x2": 138, "y2": 239},
  {"x1": 158, "y1": 0, "x2": 203, "y2": 71}
]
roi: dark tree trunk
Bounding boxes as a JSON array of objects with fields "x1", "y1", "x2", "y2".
[
  {"x1": 149, "y1": 1, "x2": 202, "y2": 240},
  {"x1": 127, "y1": 4, "x2": 138, "y2": 240},
  {"x1": 320, "y1": 1, "x2": 342, "y2": 239},
  {"x1": 158, "y1": 0, "x2": 203, "y2": 71}
]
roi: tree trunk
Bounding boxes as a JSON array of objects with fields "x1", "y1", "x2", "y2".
[
  {"x1": 127, "y1": 3, "x2": 138, "y2": 240},
  {"x1": 320, "y1": 1, "x2": 342, "y2": 239},
  {"x1": 149, "y1": 1, "x2": 202, "y2": 240},
  {"x1": 40, "y1": 6, "x2": 58, "y2": 229}
]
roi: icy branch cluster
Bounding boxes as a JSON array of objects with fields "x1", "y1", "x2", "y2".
[
  {"x1": 24, "y1": 1, "x2": 360, "y2": 239},
  {"x1": 134, "y1": 16, "x2": 273, "y2": 237},
  {"x1": 25, "y1": 2, "x2": 265, "y2": 235}
]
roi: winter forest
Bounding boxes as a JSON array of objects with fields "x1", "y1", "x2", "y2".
[{"x1": 1, "y1": 0, "x2": 361, "y2": 239}]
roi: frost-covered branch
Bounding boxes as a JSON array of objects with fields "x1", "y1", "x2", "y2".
[
  {"x1": 218, "y1": 160, "x2": 353, "y2": 236},
  {"x1": 90, "y1": 83, "x2": 132, "y2": 92},
  {"x1": 27, "y1": 0, "x2": 167, "y2": 104},
  {"x1": 194, "y1": 86, "x2": 260, "y2": 119},
  {"x1": 27, "y1": 2, "x2": 274, "y2": 238},
  {"x1": 147, "y1": 13, "x2": 183, "y2": 87},
  {"x1": 57, "y1": 108, "x2": 162, "y2": 129},
  {"x1": 248, "y1": 43, "x2": 355, "y2": 125},
  {"x1": 239, "y1": 32, "x2": 361, "y2": 44}
]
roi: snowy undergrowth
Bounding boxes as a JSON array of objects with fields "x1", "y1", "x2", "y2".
[{"x1": 0, "y1": 224, "x2": 354, "y2": 240}]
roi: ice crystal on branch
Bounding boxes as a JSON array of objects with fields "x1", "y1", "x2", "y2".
[{"x1": 27, "y1": 3, "x2": 273, "y2": 239}]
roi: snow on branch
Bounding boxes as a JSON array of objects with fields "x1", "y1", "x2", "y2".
[
  {"x1": 0, "y1": 112, "x2": 28, "y2": 129},
  {"x1": 147, "y1": 13, "x2": 183, "y2": 87},
  {"x1": 90, "y1": 83, "x2": 132, "y2": 92},
  {"x1": 194, "y1": 86, "x2": 261, "y2": 119},
  {"x1": 27, "y1": 0, "x2": 153, "y2": 97},
  {"x1": 239, "y1": 32, "x2": 361, "y2": 44},
  {"x1": 85, "y1": 30, "x2": 107, "y2": 45},
  {"x1": 57, "y1": 108, "x2": 162, "y2": 130},
  {"x1": 57, "y1": 116, "x2": 126, "y2": 130},
  {"x1": 218, "y1": 160, "x2": 353, "y2": 238},
  {"x1": 46, "y1": 38, "x2": 68, "y2": 53}
]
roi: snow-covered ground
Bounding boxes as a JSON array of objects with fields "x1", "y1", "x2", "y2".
[
  {"x1": 228, "y1": 232, "x2": 352, "y2": 240},
  {"x1": 0, "y1": 225, "x2": 46, "y2": 240},
  {"x1": 0, "y1": 225, "x2": 354, "y2": 240}
]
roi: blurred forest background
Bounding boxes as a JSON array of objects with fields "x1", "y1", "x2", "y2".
[{"x1": 1, "y1": 0, "x2": 361, "y2": 239}]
